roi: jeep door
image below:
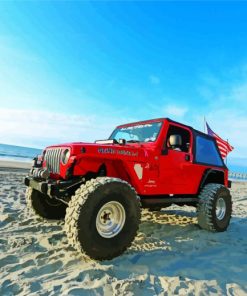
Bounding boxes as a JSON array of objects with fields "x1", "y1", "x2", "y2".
[{"x1": 159, "y1": 123, "x2": 196, "y2": 194}]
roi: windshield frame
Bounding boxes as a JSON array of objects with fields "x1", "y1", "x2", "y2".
[{"x1": 109, "y1": 121, "x2": 163, "y2": 144}]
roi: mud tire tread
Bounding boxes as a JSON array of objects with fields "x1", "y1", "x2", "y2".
[
  {"x1": 197, "y1": 183, "x2": 232, "y2": 232},
  {"x1": 64, "y1": 177, "x2": 141, "y2": 260}
]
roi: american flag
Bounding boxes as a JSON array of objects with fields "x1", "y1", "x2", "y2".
[{"x1": 206, "y1": 122, "x2": 234, "y2": 159}]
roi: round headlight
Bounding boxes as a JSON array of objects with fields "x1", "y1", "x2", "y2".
[{"x1": 61, "y1": 149, "x2": 70, "y2": 164}]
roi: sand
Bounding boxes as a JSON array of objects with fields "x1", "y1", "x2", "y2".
[
  {"x1": 0, "y1": 162, "x2": 247, "y2": 295},
  {"x1": 0, "y1": 159, "x2": 32, "y2": 170}
]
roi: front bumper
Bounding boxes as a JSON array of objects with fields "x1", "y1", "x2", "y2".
[
  {"x1": 24, "y1": 176, "x2": 57, "y2": 197},
  {"x1": 24, "y1": 176, "x2": 83, "y2": 201}
]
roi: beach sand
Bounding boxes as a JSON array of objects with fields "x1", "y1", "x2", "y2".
[
  {"x1": 0, "y1": 159, "x2": 32, "y2": 170},
  {"x1": 0, "y1": 162, "x2": 247, "y2": 295}
]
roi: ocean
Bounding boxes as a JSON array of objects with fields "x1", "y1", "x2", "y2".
[
  {"x1": 0, "y1": 143, "x2": 246, "y2": 180},
  {"x1": 0, "y1": 143, "x2": 42, "y2": 162}
]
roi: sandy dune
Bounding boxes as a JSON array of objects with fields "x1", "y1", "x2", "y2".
[{"x1": 0, "y1": 168, "x2": 247, "y2": 295}]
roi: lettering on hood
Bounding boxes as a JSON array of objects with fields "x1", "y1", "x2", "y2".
[{"x1": 98, "y1": 148, "x2": 138, "y2": 157}]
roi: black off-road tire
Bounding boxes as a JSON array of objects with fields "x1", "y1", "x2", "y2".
[
  {"x1": 26, "y1": 187, "x2": 67, "y2": 219},
  {"x1": 64, "y1": 177, "x2": 141, "y2": 260},
  {"x1": 197, "y1": 183, "x2": 232, "y2": 232}
]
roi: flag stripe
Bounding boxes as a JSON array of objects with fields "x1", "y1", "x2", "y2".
[
  {"x1": 218, "y1": 143, "x2": 233, "y2": 152},
  {"x1": 206, "y1": 122, "x2": 234, "y2": 159},
  {"x1": 214, "y1": 136, "x2": 233, "y2": 150},
  {"x1": 217, "y1": 142, "x2": 232, "y2": 151}
]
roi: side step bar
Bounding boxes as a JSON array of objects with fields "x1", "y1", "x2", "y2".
[{"x1": 141, "y1": 197, "x2": 198, "y2": 208}]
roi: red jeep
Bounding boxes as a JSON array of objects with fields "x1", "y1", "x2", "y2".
[{"x1": 24, "y1": 118, "x2": 232, "y2": 260}]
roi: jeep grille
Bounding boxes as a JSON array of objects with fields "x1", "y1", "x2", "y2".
[{"x1": 44, "y1": 148, "x2": 63, "y2": 174}]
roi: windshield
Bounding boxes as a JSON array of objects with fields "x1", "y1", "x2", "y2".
[{"x1": 109, "y1": 122, "x2": 162, "y2": 143}]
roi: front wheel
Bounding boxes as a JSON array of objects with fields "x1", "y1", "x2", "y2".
[
  {"x1": 197, "y1": 183, "x2": 232, "y2": 232},
  {"x1": 64, "y1": 177, "x2": 141, "y2": 260}
]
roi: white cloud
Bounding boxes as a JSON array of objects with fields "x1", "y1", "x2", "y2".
[
  {"x1": 205, "y1": 110, "x2": 247, "y2": 159},
  {"x1": 149, "y1": 75, "x2": 160, "y2": 85},
  {"x1": 0, "y1": 109, "x2": 132, "y2": 148},
  {"x1": 164, "y1": 105, "x2": 188, "y2": 118},
  {"x1": 230, "y1": 82, "x2": 247, "y2": 102},
  {"x1": 196, "y1": 67, "x2": 247, "y2": 159}
]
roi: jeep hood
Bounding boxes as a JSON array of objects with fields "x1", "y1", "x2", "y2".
[{"x1": 45, "y1": 142, "x2": 154, "y2": 161}]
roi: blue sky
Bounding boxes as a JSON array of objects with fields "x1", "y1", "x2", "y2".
[{"x1": 0, "y1": 2, "x2": 246, "y2": 167}]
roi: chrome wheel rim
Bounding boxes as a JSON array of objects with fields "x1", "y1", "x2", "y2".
[
  {"x1": 216, "y1": 197, "x2": 226, "y2": 220},
  {"x1": 96, "y1": 201, "x2": 126, "y2": 238}
]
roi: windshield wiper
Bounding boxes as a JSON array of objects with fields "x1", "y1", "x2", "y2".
[{"x1": 127, "y1": 140, "x2": 140, "y2": 143}]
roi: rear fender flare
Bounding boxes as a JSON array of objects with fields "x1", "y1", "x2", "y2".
[{"x1": 198, "y1": 169, "x2": 225, "y2": 193}]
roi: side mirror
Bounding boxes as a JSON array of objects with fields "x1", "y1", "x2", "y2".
[{"x1": 119, "y1": 138, "x2": 126, "y2": 145}]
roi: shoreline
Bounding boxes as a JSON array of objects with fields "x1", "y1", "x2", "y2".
[
  {"x1": 0, "y1": 158, "x2": 247, "y2": 183},
  {"x1": 0, "y1": 159, "x2": 246, "y2": 182},
  {"x1": 0, "y1": 159, "x2": 32, "y2": 170}
]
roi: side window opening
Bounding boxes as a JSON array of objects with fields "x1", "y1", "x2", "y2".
[
  {"x1": 165, "y1": 125, "x2": 191, "y2": 153},
  {"x1": 195, "y1": 135, "x2": 224, "y2": 167}
]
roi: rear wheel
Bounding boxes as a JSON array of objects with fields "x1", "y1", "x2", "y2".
[
  {"x1": 26, "y1": 187, "x2": 67, "y2": 219},
  {"x1": 197, "y1": 183, "x2": 232, "y2": 232},
  {"x1": 65, "y1": 177, "x2": 141, "y2": 260}
]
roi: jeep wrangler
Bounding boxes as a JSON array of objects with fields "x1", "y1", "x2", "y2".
[{"x1": 24, "y1": 118, "x2": 232, "y2": 260}]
